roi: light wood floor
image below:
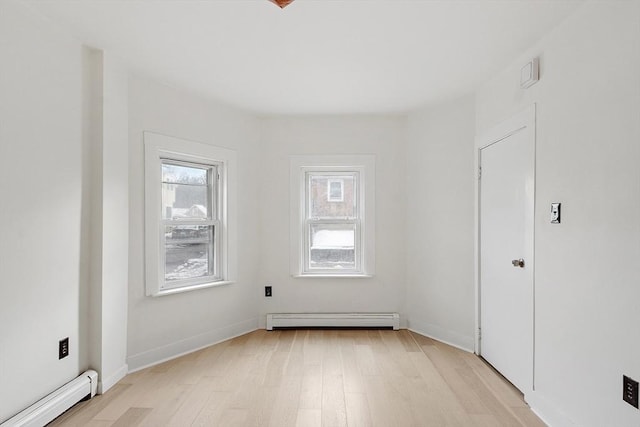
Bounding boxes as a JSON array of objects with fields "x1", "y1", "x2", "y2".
[{"x1": 49, "y1": 329, "x2": 545, "y2": 427}]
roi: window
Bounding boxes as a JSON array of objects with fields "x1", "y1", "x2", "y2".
[
  {"x1": 327, "y1": 179, "x2": 344, "y2": 202},
  {"x1": 162, "y1": 160, "x2": 219, "y2": 285},
  {"x1": 145, "y1": 132, "x2": 237, "y2": 296},
  {"x1": 290, "y1": 155, "x2": 375, "y2": 277}
]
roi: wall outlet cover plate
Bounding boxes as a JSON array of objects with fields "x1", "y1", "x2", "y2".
[
  {"x1": 623, "y1": 375, "x2": 639, "y2": 408},
  {"x1": 551, "y1": 203, "x2": 561, "y2": 224},
  {"x1": 59, "y1": 337, "x2": 69, "y2": 360}
]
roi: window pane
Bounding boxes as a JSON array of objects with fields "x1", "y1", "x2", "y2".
[
  {"x1": 162, "y1": 183, "x2": 208, "y2": 219},
  {"x1": 309, "y1": 174, "x2": 356, "y2": 218},
  {"x1": 165, "y1": 225, "x2": 214, "y2": 282},
  {"x1": 162, "y1": 163, "x2": 208, "y2": 185},
  {"x1": 309, "y1": 224, "x2": 355, "y2": 270}
]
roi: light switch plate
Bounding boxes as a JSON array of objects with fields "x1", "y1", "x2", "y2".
[{"x1": 551, "y1": 203, "x2": 561, "y2": 223}]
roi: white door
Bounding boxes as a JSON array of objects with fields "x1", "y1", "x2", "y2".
[{"x1": 478, "y1": 106, "x2": 535, "y2": 394}]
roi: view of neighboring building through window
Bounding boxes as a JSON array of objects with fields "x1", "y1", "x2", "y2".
[
  {"x1": 327, "y1": 178, "x2": 344, "y2": 202},
  {"x1": 306, "y1": 172, "x2": 360, "y2": 273},
  {"x1": 290, "y1": 155, "x2": 374, "y2": 278},
  {"x1": 145, "y1": 131, "x2": 237, "y2": 296},
  {"x1": 161, "y1": 160, "x2": 220, "y2": 286}
]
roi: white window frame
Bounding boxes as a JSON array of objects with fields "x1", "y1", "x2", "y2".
[
  {"x1": 290, "y1": 155, "x2": 375, "y2": 278},
  {"x1": 144, "y1": 132, "x2": 237, "y2": 296}
]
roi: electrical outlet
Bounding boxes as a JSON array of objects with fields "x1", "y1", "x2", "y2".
[
  {"x1": 623, "y1": 375, "x2": 639, "y2": 408},
  {"x1": 59, "y1": 337, "x2": 69, "y2": 360},
  {"x1": 265, "y1": 286, "x2": 272, "y2": 297},
  {"x1": 551, "y1": 203, "x2": 561, "y2": 223}
]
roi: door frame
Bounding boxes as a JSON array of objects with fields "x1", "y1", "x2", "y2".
[{"x1": 474, "y1": 104, "x2": 536, "y2": 390}]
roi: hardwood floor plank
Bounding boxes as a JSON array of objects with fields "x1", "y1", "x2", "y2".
[
  {"x1": 367, "y1": 330, "x2": 389, "y2": 354},
  {"x1": 464, "y1": 354, "x2": 529, "y2": 409},
  {"x1": 245, "y1": 385, "x2": 278, "y2": 426},
  {"x1": 354, "y1": 344, "x2": 379, "y2": 376},
  {"x1": 111, "y1": 407, "x2": 152, "y2": 427},
  {"x1": 408, "y1": 330, "x2": 437, "y2": 347},
  {"x1": 321, "y1": 374, "x2": 347, "y2": 427},
  {"x1": 344, "y1": 392, "x2": 373, "y2": 427},
  {"x1": 340, "y1": 340, "x2": 367, "y2": 394},
  {"x1": 137, "y1": 384, "x2": 191, "y2": 426},
  {"x1": 268, "y1": 376, "x2": 302, "y2": 427},
  {"x1": 298, "y1": 363, "x2": 322, "y2": 409},
  {"x1": 363, "y1": 376, "x2": 414, "y2": 427},
  {"x1": 78, "y1": 420, "x2": 114, "y2": 427},
  {"x1": 48, "y1": 330, "x2": 545, "y2": 427},
  {"x1": 166, "y1": 377, "x2": 224, "y2": 426},
  {"x1": 218, "y1": 408, "x2": 249, "y2": 426},
  {"x1": 295, "y1": 408, "x2": 321, "y2": 427},
  {"x1": 189, "y1": 390, "x2": 231, "y2": 426},
  {"x1": 48, "y1": 384, "x2": 131, "y2": 426},
  {"x1": 397, "y1": 329, "x2": 421, "y2": 352},
  {"x1": 91, "y1": 373, "x2": 167, "y2": 421}
]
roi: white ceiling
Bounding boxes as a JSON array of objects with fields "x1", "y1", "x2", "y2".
[{"x1": 25, "y1": 0, "x2": 584, "y2": 115}]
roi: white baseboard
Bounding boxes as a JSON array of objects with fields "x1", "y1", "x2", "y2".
[
  {"x1": 526, "y1": 390, "x2": 577, "y2": 427},
  {"x1": 408, "y1": 319, "x2": 474, "y2": 353},
  {"x1": 126, "y1": 317, "x2": 259, "y2": 372},
  {"x1": 97, "y1": 364, "x2": 128, "y2": 395}
]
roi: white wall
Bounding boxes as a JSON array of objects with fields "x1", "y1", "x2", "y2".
[
  {"x1": 85, "y1": 49, "x2": 130, "y2": 393},
  {"x1": 405, "y1": 95, "x2": 476, "y2": 351},
  {"x1": 127, "y1": 76, "x2": 261, "y2": 370},
  {"x1": 5, "y1": 2, "x2": 640, "y2": 426},
  {"x1": 0, "y1": 1, "x2": 85, "y2": 421},
  {"x1": 476, "y1": 2, "x2": 640, "y2": 426},
  {"x1": 258, "y1": 116, "x2": 407, "y2": 326}
]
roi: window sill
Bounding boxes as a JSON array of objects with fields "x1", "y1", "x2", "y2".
[
  {"x1": 292, "y1": 274, "x2": 373, "y2": 279},
  {"x1": 151, "y1": 280, "x2": 234, "y2": 297}
]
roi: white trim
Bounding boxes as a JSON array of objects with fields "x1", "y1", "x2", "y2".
[
  {"x1": 474, "y1": 104, "x2": 536, "y2": 387},
  {"x1": 97, "y1": 364, "x2": 128, "y2": 395},
  {"x1": 407, "y1": 320, "x2": 475, "y2": 353},
  {"x1": 144, "y1": 132, "x2": 237, "y2": 297},
  {"x1": 526, "y1": 390, "x2": 579, "y2": 427},
  {"x1": 151, "y1": 280, "x2": 234, "y2": 297},
  {"x1": 127, "y1": 317, "x2": 258, "y2": 372},
  {"x1": 290, "y1": 155, "x2": 375, "y2": 278}
]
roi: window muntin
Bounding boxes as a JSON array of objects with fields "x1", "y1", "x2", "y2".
[
  {"x1": 160, "y1": 159, "x2": 221, "y2": 289},
  {"x1": 304, "y1": 171, "x2": 361, "y2": 274}
]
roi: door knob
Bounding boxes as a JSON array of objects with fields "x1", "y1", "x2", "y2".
[{"x1": 512, "y1": 259, "x2": 525, "y2": 268}]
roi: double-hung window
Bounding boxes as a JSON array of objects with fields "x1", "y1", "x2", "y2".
[
  {"x1": 161, "y1": 159, "x2": 220, "y2": 285},
  {"x1": 145, "y1": 132, "x2": 237, "y2": 296},
  {"x1": 291, "y1": 155, "x2": 375, "y2": 277},
  {"x1": 306, "y1": 172, "x2": 359, "y2": 272}
]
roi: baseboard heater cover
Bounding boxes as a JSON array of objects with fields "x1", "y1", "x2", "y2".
[
  {"x1": 266, "y1": 313, "x2": 400, "y2": 330},
  {"x1": 1, "y1": 370, "x2": 98, "y2": 427}
]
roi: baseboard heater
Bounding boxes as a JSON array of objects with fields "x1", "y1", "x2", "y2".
[
  {"x1": 266, "y1": 313, "x2": 400, "y2": 330},
  {"x1": 1, "y1": 370, "x2": 98, "y2": 427}
]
